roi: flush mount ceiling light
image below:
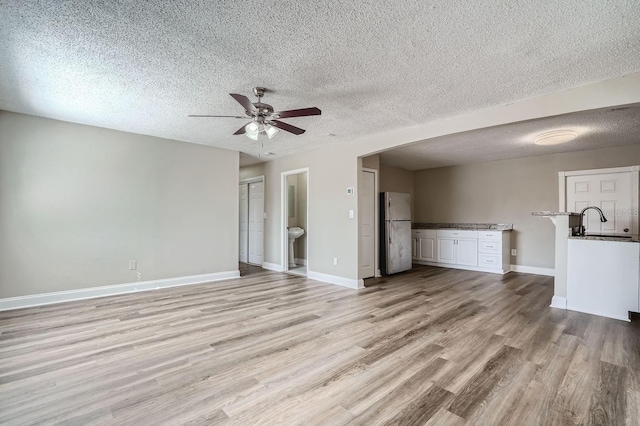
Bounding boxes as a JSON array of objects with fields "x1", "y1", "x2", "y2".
[{"x1": 534, "y1": 130, "x2": 578, "y2": 145}]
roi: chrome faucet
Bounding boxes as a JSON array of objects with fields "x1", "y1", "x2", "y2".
[{"x1": 577, "y1": 206, "x2": 607, "y2": 236}]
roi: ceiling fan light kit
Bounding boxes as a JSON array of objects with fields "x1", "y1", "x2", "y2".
[
  {"x1": 245, "y1": 122, "x2": 279, "y2": 140},
  {"x1": 189, "y1": 87, "x2": 321, "y2": 141}
]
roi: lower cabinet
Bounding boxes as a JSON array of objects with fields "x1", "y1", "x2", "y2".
[
  {"x1": 413, "y1": 228, "x2": 511, "y2": 274},
  {"x1": 412, "y1": 229, "x2": 436, "y2": 262},
  {"x1": 436, "y1": 230, "x2": 478, "y2": 267},
  {"x1": 477, "y1": 231, "x2": 510, "y2": 273}
]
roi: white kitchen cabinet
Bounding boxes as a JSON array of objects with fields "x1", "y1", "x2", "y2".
[
  {"x1": 436, "y1": 236, "x2": 455, "y2": 264},
  {"x1": 567, "y1": 238, "x2": 639, "y2": 321},
  {"x1": 436, "y1": 230, "x2": 478, "y2": 267},
  {"x1": 458, "y1": 238, "x2": 478, "y2": 266},
  {"x1": 411, "y1": 229, "x2": 436, "y2": 262},
  {"x1": 411, "y1": 232, "x2": 418, "y2": 259},
  {"x1": 412, "y1": 227, "x2": 511, "y2": 274},
  {"x1": 477, "y1": 231, "x2": 511, "y2": 274}
]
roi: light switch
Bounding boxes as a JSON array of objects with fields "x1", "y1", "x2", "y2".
[{"x1": 349, "y1": 209, "x2": 354, "y2": 219}]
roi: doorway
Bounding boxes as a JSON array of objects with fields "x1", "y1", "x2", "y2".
[
  {"x1": 359, "y1": 168, "x2": 378, "y2": 279},
  {"x1": 560, "y1": 166, "x2": 639, "y2": 236},
  {"x1": 281, "y1": 168, "x2": 309, "y2": 275},
  {"x1": 239, "y1": 176, "x2": 264, "y2": 266}
]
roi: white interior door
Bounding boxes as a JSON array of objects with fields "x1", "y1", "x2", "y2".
[
  {"x1": 239, "y1": 184, "x2": 248, "y2": 263},
  {"x1": 567, "y1": 172, "x2": 632, "y2": 235},
  {"x1": 360, "y1": 170, "x2": 375, "y2": 278},
  {"x1": 248, "y1": 181, "x2": 264, "y2": 265}
]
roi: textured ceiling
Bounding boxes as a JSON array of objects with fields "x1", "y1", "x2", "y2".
[
  {"x1": 1, "y1": 1, "x2": 639, "y2": 166},
  {"x1": 379, "y1": 104, "x2": 640, "y2": 170}
]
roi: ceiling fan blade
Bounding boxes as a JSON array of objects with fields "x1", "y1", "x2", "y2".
[
  {"x1": 268, "y1": 120, "x2": 306, "y2": 135},
  {"x1": 271, "y1": 107, "x2": 321, "y2": 119},
  {"x1": 188, "y1": 114, "x2": 247, "y2": 118},
  {"x1": 230, "y1": 93, "x2": 256, "y2": 113},
  {"x1": 233, "y1": 123, "x2": 251, "y2": 135}
]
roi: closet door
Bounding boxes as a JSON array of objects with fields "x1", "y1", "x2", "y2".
[
  {"x1": 248, "y1": 181, "x2": 264, "y2": 265},
  {"x1": 239, "y1": 184, "x2": 248, "y2": 263}
]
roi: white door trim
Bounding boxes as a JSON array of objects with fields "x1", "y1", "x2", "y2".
[
  {"x1": 281, "y1": 168, "x2": 310, "y2": 272},
  {"x1": 559, "y1": 166, "x2": 639, "y2": 210},
  {"x1": 558, "y1": 166, "x2": 639, "y2": 235},
  {"x1": 240, "y1": 175, "x2": 265, "y2": 184},
  {"x1": 361, "y1": 167, "x2": 380, "y2": 278}
]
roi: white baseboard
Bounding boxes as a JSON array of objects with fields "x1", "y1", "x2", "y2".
[
  {"x1": 0, "y1": 270, "x2": 240, "y2": 311},
  {"x1": 294, "y1": 258, "x2": 307, "y2": 266},
  {"x1": 510, "y1": 264, "x2": 555, "y2": 276},
  {"x1": 307, "y1": 271, "x2": 364, "y2": 290},
  {"x1": 261, "y1": 262, "x2": 285, "y2": 272},
  {"x1": 566, "y1": 304, "x2": 630, "y2": 322},
  {"x1": 550, "y1": 295, "x2": 567, "y2": 309},
  {"x1": 414, "y1": 260, "x2": 509, "y2": 275}
]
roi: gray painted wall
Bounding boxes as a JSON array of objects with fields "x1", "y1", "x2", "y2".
[
  {"x1": 413, "y1": 144, "x2": 640, "y2": 269},
  {"x1": 0, "y1": 112, "x2": 239, "y2": 298}
]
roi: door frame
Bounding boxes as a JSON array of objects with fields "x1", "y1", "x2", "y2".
[
  {"x1": 558, "y1": 166, "x2": 639, "y2": 235},
  {"x1": 361, "y1": 167, "x2": 380, "y2": 278},
  {"x1": 281, "y1": 168, "x2": 310, "y2": 272},
  {"x1": 239, "y1": 175, "x2": 265, "y2": 266}
]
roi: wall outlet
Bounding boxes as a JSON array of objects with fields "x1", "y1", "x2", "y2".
[
  {"x1": 349, "y1": 209, "x2": 354, "y2": 219},
  {"x1": 511, "y1": 249, "x2": 517, "y2": 256},
  {"x1": 333, "y1": 257, "x2": 338, "y2": 266},
  {"x1": 129, "y1": 260, "x2": 137, "y2": 270}
]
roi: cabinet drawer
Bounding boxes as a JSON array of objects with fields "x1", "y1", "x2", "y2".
[
  {"x1": 477, "y1": 231, "x2": 502, "y2": 241},
  {"x1": 437, "y1": 229, "x2": 477, "y2": 239},
  {"x1": 479, "y1": 254, "x2": 501, "y2": 268},
  {"x1": 478, "y1": 240, "x2": 501, "y2": 253}
]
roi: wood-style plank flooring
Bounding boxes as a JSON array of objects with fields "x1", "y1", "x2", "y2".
[{"x1": 1, "y1": 264, "x2": 639, "y2": 425}]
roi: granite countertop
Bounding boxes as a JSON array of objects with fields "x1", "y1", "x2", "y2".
[
  {"x1": 412, "y1": 223, "x2": 513, "y2": 231},
  {"x1": 569, "y1": 235, "x2": 640, "y2": 243},
  {"x1": 531, "y1": 211, "x2": 581, "y2": 216}
]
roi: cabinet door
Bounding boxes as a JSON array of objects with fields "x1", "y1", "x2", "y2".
[
  {"x1": 411, "y1": 237, "x2": 418, "y2": 260},
  {"x1": 418, "y1": 236, "x2": 436, "y2": 262},
  {"x1": 457, "y1": 238, "x2": 478, "y2": 266},
  {"x1": 437, "y1": 237, "x2": 456, "y2": 264}
]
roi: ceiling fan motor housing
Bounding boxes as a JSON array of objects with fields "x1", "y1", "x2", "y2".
[{"x1": 252, "y1": 102, "x2": 274, "y2": 121}]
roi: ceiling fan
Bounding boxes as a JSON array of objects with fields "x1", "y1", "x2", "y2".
[{"x1": 188, "y1": 87, "x2": 321, "y2": 140}]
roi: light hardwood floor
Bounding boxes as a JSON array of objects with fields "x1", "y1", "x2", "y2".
[{"x1": 1, "y1": 264, "x2": 639, "y2": 425}]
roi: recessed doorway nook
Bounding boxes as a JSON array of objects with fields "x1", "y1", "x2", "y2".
[
  {"x1": 239, "y1": 176, "x2": 265, "y2": 268},
  {"x1": 360, "y1": 167, "x2": 379, "y2": 279},
  {"x1": 281, "y1": 168, "x2": 309, "y2": 276}
]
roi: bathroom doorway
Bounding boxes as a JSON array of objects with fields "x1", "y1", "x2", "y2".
[{"x1": 281, "y1": 168, "x2": 309, "y2": 276}]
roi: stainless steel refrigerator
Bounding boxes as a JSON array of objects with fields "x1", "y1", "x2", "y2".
[{"x1": 379, "y1": 192, "x2": 412, "y2": 275}]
